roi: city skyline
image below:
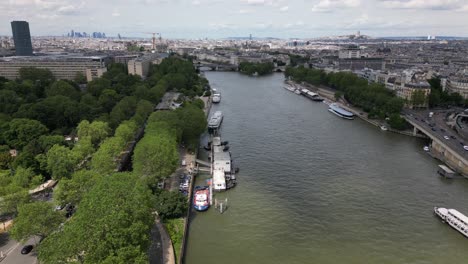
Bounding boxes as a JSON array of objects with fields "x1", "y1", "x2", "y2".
[{"x1": 1, "y1": 0, "x2": 468, "y2": 38}]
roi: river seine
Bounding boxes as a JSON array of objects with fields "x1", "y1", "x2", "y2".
[{"x1": 185, "y1": 72, "x2": 468, "y2": 264}]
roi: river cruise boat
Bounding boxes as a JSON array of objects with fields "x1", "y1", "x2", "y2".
[
  {"x1": 328, "y1": 103, "x2": 354, "y2": 120},
  {"x1": 434, "y1": 207, "x2": 468, "y2": 238},
  {"x1": 212, "y1": 93, "x2": 221, "y2": 103},
  {"x1": 193, "y1": 186, "x2": 210, "y2": 211},
  {"x1": 283, "y1": 85, "x2": 295, "y2": 92},
  {"x1": 437, "y1": 164, "x2": 455, "y2": 179},
  {"x1": 302, "y1": 91, "x2": 324, "y2": 102},
  {"x1": 208, "y1": 111, "x2": 223, "y2": 130}
]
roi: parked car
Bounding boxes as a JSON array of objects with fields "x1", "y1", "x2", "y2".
[
  {"x1": 441, "y1": 128, "x2": 446, "y2": 133},
  {"x1": 450, "y1": 135, "x2": 456, "y2": 139},
  {"x1": 444, "y1": 136, "x2": 450, "y2": 140},
  {"x1": 21, "y1": 245, "x2": 33, "y2": 255},
  {"x1": 431, "y1": 128, "x2": 436, "y2": 131}
]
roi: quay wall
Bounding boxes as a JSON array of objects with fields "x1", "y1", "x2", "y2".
[
  {"x1": 288, "y1": 80, "x2": 427, "y2": 139},
  {"x1": 180, "y1": 96, "x2": 212, "y2": 264}
]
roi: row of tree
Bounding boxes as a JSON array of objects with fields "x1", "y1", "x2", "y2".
[
  {"x1": 239, "y1": 61, "x2": 275, "y2": 76},
  {"x1": 427, "y1": 77, "x2": 468, "y2": 107},
  {"x1": 285, "y1": 66, "x2": 408, "y2": 129}
]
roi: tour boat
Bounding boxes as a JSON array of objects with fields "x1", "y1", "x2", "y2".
[
  {"x1": 328, "y1": 103, "x2": 354, "y2": 120},
  {"x1": 294, "y1": 89, "x2": 301, "y2": 95},
  {"x1": 208, "y1": 111, "x2": 223, "y2": 130},
  {"x1": 283, "y1": 85, "x2": 296, "y2": 92},
  {"x1": 212, "y1": 93, "x2": 221, "y2": 103},
  {"x1": 193, "y1": 186, "x2": 210, "y2": 211},
  {"x1": 434, "y1": 207, "x2": 468, "y2": 237}
]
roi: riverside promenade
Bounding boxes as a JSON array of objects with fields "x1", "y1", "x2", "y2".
[{"x1": 288, "y1": 80, "x2": 426, "y2": 139}]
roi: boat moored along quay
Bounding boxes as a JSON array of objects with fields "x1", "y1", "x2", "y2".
[
  {"x1": 434, "y1": 207, "x2": 468, "y2": 238},
  {"x1": 328, "y1": 103, "x2": 355, "y2": 120},
  {"x1": 211, "y1": 136, "x2": 237, "y2": 191},
  {"x1": 208, "y1": 111, "x2": 223, "y2": 132}
]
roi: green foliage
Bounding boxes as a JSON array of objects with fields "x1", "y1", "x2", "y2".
[
  {"x1": 53, "y1": 170, "x2": 101, "y2": 206},
  {"x1": 38, "y1": 173, "x2": 154, "y2": 264},
  {"x1": 46, "y1": 145, "x2": 78, "y2": 180},
  {"x1": 176, "y1": 104, "x2": 207, "y2": 149},
  {"x1": 428, "y1": 77, "x2": 467, "y2": 107},
  {"x1": 46, "y1": 80, "x2": 81, "y2": 100},
  {"x1": 164, "y1": 218, "x2": 185, "y2": 262},
  {"x1": 109, "y1": 96, "x2": 138, "y2": 128},
  {"x1": 19, "y1": 67, "x2": 55, "y2": 86},
  {"x1": 0, "y1": 152, "x2": 13, "y2": 169},
  {"x1": 91, "y1": 136, "x2": 125, "y2": 174},
  {"x1": 192, "y1": 98, "x2": 205, "y2": 109},
  {"x1": 155, "y1": 191, "x2": 188, "y2": 220},
  {"x1": 0, "y1": 190, "x2": 30, "y2": 216},
  {"x1": 411, "y1": 90, "x2": 427, "y2": 108},
  {"x1": 74, "y1": 72, "x2": 87, "y2": 84},
  {"x1": 388, "y1": 114, "x2": 408, "y2": 130},
  {"x1": 2, "y1": 118, "x2": 48, "y2": 150},
  {"x1": 239, "y1": 61, "x2": 274, "y2": 76},
  {"x1": 133, "y1": 131, "x2": 179, "y2": 187},
  {"x1": 286, "y1": 66, "x2": 404, "y2": 117},
  {"x1": 77, "y1": 120, "x2": 111, "y2": 147},
  {"x1": 114, "y1": 120, "x2": 138, "y2": 143},
  {"x1": 10, "y1": 202, "x2": 65, "y2": 242},
  {"x1": 11, "y1": 166, "x2": 38, "y2": 188}
]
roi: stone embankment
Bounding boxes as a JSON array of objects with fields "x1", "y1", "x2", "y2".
[{"x1": 287, "y1": 80, "x2": 427, "y2": 139}]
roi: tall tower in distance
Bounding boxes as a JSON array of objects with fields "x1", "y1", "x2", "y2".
[{"x1": 11, "y1": 21, "x2": 33, "y2": 56}]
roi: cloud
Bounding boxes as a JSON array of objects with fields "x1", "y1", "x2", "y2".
[
  {"x1": 240, "y1": 0, "x2": 285, "y2": 7},
  {"x1": 381, "y1": 0, "x2": 466, "y2": 10},
  {"x1": 311, "y1": 0, "x2": 361, "y2": 12},
  {"x1": 112, "y1": 9, "x2": 121, "y2": 17},
  {"x1": 238, "y1": 9, "x2": 254, "y2": 14},
  {"x1": 279, "y1": 6, "x2": 288, "y2": 12}
]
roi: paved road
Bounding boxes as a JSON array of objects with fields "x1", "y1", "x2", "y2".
[
  {"x1": 0, "y1": 234, "x2": 37, "y2": 264},
  {"x1": 405, "y1": 109, "x2": 468, "y2": 159}
]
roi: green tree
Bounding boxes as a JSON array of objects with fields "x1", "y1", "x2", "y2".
[
  {"x1": 91, "y1": 137, "x2": 125, "y2": 174},
  {"x1": 11, "y1": 166, "x2": 38, "y2": 188},
  {"x1": 133, "y1": 132, "x2": 179, "y2": 187},
  {"x1": 38, "y1": 173, "x2": 154, "y2": 264},
  {"x1": 10, "y1": 202, "x2": 64, "y2": 242},
  {"x1": 46, "y1": 145, "x2": 77, "y2": 180},
  {"x1": 114, "y1": 120, "x2": 138, "y2": 143},
  {"x1": 3, "y1": 118, "x2": 49, "y2": 150},
  {"x1": 388, "y1": 114, "x2": 408, "y2": 130},
  {"x1": 411, "y1": 90, "x2": 427, "y2": 108},
  {"x1": 19, "y1": 67, "x2": 55, "y2": 86},
  {"x1": 154, "y1": 191, "x2": 188, "y2": 220},
  {"x1": 53, "y1": 170, "x2": 101, "y2": 206},
  {"x1": 46, "y1": 80, "x2": 81, "y2": 100},
  {"x1": 0, "y1": 190, "x2": 30, "y2": 216},
  {"x1": 77, "y1": 120, "x2": 111, "y2": 147},
  {"x1": 177, "y1": 104, "x2": 207, "y2": 149}
]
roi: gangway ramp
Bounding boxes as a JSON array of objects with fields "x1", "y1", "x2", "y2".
[{"x1": 196, "y1": 159, "x2": 211, "y2": 167}]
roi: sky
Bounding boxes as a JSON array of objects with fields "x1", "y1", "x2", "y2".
[{"x1": 1, "y1": 0, "x2": 468, "y2": 39}]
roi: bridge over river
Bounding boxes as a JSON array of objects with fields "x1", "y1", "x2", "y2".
[{"x1": 404, "y1": 109, "x2": 468, "y2": 177}]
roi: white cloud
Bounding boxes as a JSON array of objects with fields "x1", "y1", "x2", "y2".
[
  {"x1": 311, "y1": 0, "x2": 361, "y2": 12},
  {"x1": 240, "y1": 0, "x2": 285, "y2": 7},
  {"x1": 112, "y1": 9, "x2": 121, "y2": 17},
  {"x1": 279, "y1": 6, "x2": 288, "y2": 12},
  {"x1": 382, "y1": 0, "x2": 465, "y2": 10},
  {"x1": 238, "y1": 9, "x2": 254, "y2": 13}
]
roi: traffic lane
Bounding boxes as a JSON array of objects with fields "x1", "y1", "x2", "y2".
[
  {"x1": 408, "y1": 114, "x2": 468, "y2": 157},
  {"x1": 0, "y1": 233, "x2": 16, "y2": 256},
  {"x1": 1, "y1": 237, "x2": 38, "y2": 264}
]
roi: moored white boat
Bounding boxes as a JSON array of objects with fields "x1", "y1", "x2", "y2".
[
  {"x1": 208, "y1": 111, "x2": 223, "y2": 130},
  {"x1": 423, "y1": 146, "x2": 430, "y2": 152},
  {"x1": 434, "y1": 207, "x2": 468, "y2": 237},
  {"x1": 380, "y1": 125, "x2": 388, "y2": 131},
  {"x1": 212, "y1": 93, "x2": 221, "y2": 103},
  {"x1": 328, "y1": 103, "x2": 354, "y2": 120},
  {"x1": 283, "y1": 85, "x2": 296, "y2": 92}
]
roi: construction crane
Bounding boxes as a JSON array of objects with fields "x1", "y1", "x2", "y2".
[{"x1": 142, "y1": 32, "x2": 163, "y2": 51}]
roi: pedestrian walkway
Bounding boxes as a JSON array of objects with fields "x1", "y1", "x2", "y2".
[{"x1": 156, "y1": 219, "x2": 175, "y2": 264}]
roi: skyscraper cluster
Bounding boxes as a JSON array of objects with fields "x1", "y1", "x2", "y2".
[{"x1": 68, "y1": 30, "x2": 107, "y2": 39}]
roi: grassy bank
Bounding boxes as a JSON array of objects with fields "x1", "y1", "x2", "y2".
[{"x1": 165, "y1": 217, "x2": 185, "y2": 263}]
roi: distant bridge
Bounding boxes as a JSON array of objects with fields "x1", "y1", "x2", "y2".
[{"x1": 194, "y1": 61, "x2": 237, "y2": 72}]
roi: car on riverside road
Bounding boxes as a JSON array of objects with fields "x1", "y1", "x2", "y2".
[
  {"x1": 444, "y1": 136, "x2": 450, "y2": 140},
  {"x1": 464, "y1": 146, "x2": 468, "y2": 151},
  {"x1": 21, "y1": 245, "x2": 33, "y2": 255}
]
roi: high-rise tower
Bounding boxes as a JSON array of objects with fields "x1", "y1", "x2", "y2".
[{"x1": 11, "y1": 21, "x2": 33, "y2": 56}]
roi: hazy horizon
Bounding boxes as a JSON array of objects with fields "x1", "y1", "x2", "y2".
[{"x1": 1, "y1": 0, "x2": 468, "y2": 39}]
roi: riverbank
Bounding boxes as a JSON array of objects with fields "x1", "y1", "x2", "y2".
[
  {"x1": 286, "y1": 80, "x2": 427, "y2": 139},
  {"x1": 177, "y1": 96, "x2": 212, "y2": 264}
]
